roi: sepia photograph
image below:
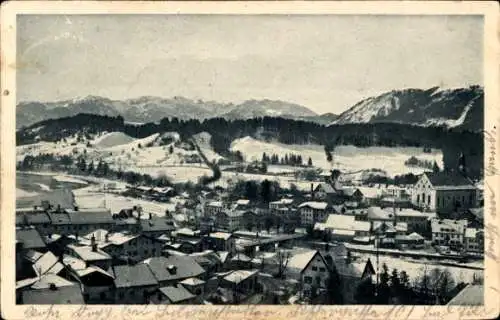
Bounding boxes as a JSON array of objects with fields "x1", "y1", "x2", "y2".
[{"x1": 1, "y1": 1, "x2": 499, "y2": 319}]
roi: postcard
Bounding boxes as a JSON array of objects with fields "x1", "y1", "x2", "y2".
[{"x1": 1, "y1": 1, "x2": 499, "y2": 319}]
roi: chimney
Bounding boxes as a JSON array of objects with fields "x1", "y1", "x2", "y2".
[
  {"x1": 91, "y1": 234, "x2": 97, "y2": 252},
  {"x1": 149, "y1": 212, "x2": 152, "y2": 220},
  {"x1": 34, "y1": 205, "x2": 38, "y2": 210},
  {"x1": 311, "y1": 183, "x2": 314, "y2": 199},
  {"x1": 74, "y1": 205, "x2": 79, "y2": 211},
  {"x1": 49, "y1": 283, "x2": 57, "y2": 291},
  {"x1": 57, "y1": 204, "x2": 61, "y2": 212},
  {"x1": 167, "y1": 265, "x2": 177, "y2": 275}
]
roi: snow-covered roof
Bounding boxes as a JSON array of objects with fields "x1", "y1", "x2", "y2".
[
  {"x1": 287, "y1": 250, "x2": 318, "y2": 273},
  {"x1": 179, "y1": 277, "x2": 206, "y2": 286},
  {"x1": 298, "y1": 201, "x2": 328, "y2": 210},
  {"x1": 236, "y1": 199, "x2": 250, "y2": 205},
  {"x1": 465, "y1": 227, "x2": 482, "y2": 238},
  {"x1": 321, "y1": 214, "x2": 371, "y2": 233},
  {"x1": 223, "y1": 269, "x2": 258, "y2": 284},
  {"x1": 209, "y1": 232, "x2": 232, "y2": 240},
  {"x1": 332, "y1": 229, "x2": 356, "y2": 236},
  {"x1": 207, "y1": 201, "x2": 223, "y2": 208}
]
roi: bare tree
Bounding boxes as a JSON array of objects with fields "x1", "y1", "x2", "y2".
[{"x1": 276, "y1": 250, "x2": 291, "y2": 279}]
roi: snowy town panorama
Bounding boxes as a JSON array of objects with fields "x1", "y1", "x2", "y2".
[{"x1": 14, "y1": 14, "x2": 485, "y2": 307}]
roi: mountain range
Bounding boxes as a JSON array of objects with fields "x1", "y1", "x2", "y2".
[
  {"x1": 331, "y1": 85, "x2": 483, "y2": 131},
  {"x1": 16, "y1": 85, "x2": 483, "y2": 131}
]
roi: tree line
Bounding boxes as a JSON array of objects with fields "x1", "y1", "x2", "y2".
[{"x1": 17, "y1": 113, "x2": 484, "y2": 179}]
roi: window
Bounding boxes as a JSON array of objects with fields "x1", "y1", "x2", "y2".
[
  {"x1": 417, "y1": 195, "x2": 420, "y2": 203},
  {"x1": 427, "y1": 195, "x2": 431, "y2": 205},
  {"x1": 119, "y1": 292, "x2": 125, "y2": 299},
  {"x1": 319, "y1": 267, "x2": 326, "y2": 272},
  {"x1": 304, "y1": 276, "x2": 312, "y2": 284},
  {"x1": 312, "y1": 266, "x2": 318, "y2": 271}
]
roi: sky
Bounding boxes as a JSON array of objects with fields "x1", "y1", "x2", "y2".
[{"x1": 17, "y1": 14, "x2": 483, "y2": 114}]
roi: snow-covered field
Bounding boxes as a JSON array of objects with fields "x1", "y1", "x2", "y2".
[
  {"x1": 193, "y1": 132, "x2": 225, "y2": 163},
  {"x1": 351, "y1": 253, "x2": 482, "y2": 285},
  {"x1": 16, "y1": 188, "x2": 38, "y2": 198},
  {"x1": 74, "y1": 185, "x2": 176, "y2": 216},
  {"x1": 53, "y1": 175, "x2": 88, "y2": 185},
  {"x1": 230, "y1": 136, "x2": 443, "y2": 177}
]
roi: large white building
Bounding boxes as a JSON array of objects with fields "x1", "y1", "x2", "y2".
[
  {"x1": 430, "y1": 218, "x2": 468, "y2": 246},
  {"x1": 411, "y1": 172, "x2": 477, "y2": 214}
]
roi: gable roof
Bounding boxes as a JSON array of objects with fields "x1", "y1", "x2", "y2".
[
  {"x1": 141, "y1": 218, "x2": 176, "y2": 233},
  {"x1": 112, "y1": 264, "x2": 158, "y2": 288},
  {"x1": 33, "y1": 251, "x2": 59, "y2": 276},
  {"x1": 315, "y1": 183, "x2": 336, "y2": 194},
  {"x1": 16, "y1": 228, "x2": 46, "y2": 250},
  {"x1": 361, "y1": 258, "x2": 376, "y2": 279},
  {"x1": 179, "y1": 277, "x2": 206, "y2": 286},
  {"x1": 47, "y1": 212, "x2": 71, "y2": 225},
  {"x1": 298, "y1": 202, "x2": 328, "y2": 210},
  {"x1": 23, "y1": 283, "x2": 84, "y2": 304},
  {"x1": 424, "y1": 172, "x2": 474, "y2": 188},
  {"x1": 68, "y1": 244, "x2": 112, "y2": 262},
  {"x1": 209, "y1": 232, "x2": 232, "y2": 240},
  {"x1": 159, "y1": 284, "x2": 196, "y2": 303},
  {"x1": 25, "y1": 212, "x2": 51, "y2": 225},
  {"x1": 447, "y1": 284, "x2": 484, "y2": 305},
  {"x1": 143, "y1": 256, "x2": 205, "y2": 282},
  {"x1": 287, "y1": 249, "x2": 318, "y2": 273},
  {"x1": 223, "y1": 269, "x2": 258, "y2": 284},
  {"x1": 67, "y1": 210, "x2": 114, "y2": 224}
]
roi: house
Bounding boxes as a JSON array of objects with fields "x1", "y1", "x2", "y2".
[
  {"x1": 149, "y1": 284, "x2": 198, "y2": 304},
  {"x1": 204, "y1": 201, "x2": 224, "y2": 216},
  {"x1": 285, "y1": 249, "x2": 332, "y2": 298},
  {"x1": 111, "y1": 263, "x2": 159, "y2": 304},
  {"x1": 315, "y1": 214, "x2": 371, "y2": 242},
  {"x1": 393, "y1": 208, "x2": 436, "y2": 234},
  {"x1": 170, "y1": 228, "x2": 205, "y2": 253},
  {"x1": 430, "y1": 218, "x2": 468, "y2": 248},
  {"x1": 464, "y1": 227, "x2": 484, "y2": 253},
  {"x1": 215, "y1": 210, "x2": 244, "y2": 232},
  {"x1": 395, "y1": 232, "x2": 425, "y2": 249},
  {"x1": 298, "y1": 202, "x2": 331, "y2": 227},
  {"x1": 81, "y1": 230, "x2": 164, "y2": 263},
  {"x1": 313, "y1": 183, "x2": 337, "y2": 201},
  {"x1": 230, "y1": 252, "x2": 253, "y2": 270},
  {"x1": 179, "y1": 277, "x2": 206, "y2": 297},
  {"x1": 411, "y1": 172, "x2": 477, "y2": 214},
  {"x1": 140, "y1": 217, "x2": 176, "y2": 238},
  {"x1": 66, "y1": 209, "x2": 115, "y2": 235},
  {"x1": 17, "y1": 274, "x2": 85, "y2": 304},
  {"x1": 62, "y1": 255, "x2": 115, "y2": 303},
  {"x1": 22, "y1": 212, "x2": 52, "y2": 235},
  {"x1": 233, "y1": 199, "x2": 251, "y2": 210},
  {"x1": 357, "y1": 187, "x2": 382, "y2": 206},
  {"x1": 269, "y1": 198, "x2": 295, "y2": 211},
  {"x1": 66, "y1": 235, "x2": 113, "y2": 270},
  {"x1": 46, "y1": 212, "x2": 72, "y2": 235},
  {"x1": 16, "y1": 227, "x2": 47, "y2": 253},
  {"x1": 219, "y1": 269, "x2": 259, "y2": 302},
  {"x1": 142, "y1": 255, "x2": 205, "y2": 287},
  {"x1": 206, "y1": 232, "x2": 236, "y2": 254}
]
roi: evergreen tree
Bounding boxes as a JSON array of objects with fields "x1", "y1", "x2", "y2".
[
  {"x1": 377, "y1": 263, "x2": 391, "y2": 304},
  {"x1": 432, "y1": 161, "x2": 440, "y2": 173},
  {"x1": 308, "y1": 157, "x2": 313, "y2": 166}
]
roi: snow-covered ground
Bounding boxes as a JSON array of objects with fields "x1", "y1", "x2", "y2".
[
  {"x1": 35, "y1": 183, "x2": 51, "y2": 191},
  {"x1": 192, "y1": 132, "x2": 225, "y2": 163},
  {"x1": 350, "y1": 253, "x2": 483, "y2": 285},
  {"x1": 230, "y1": 136, "x2": 443, "y2": 177},
  {"x1": 73, "y1": 185, "x2": 176, "y2": 216},
  {"x1": 52, "y1": 175, "x2": 88, "y2": 185},
  {"x1": 16, "y1": 188, "x2": 39, "y2": 198}
]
